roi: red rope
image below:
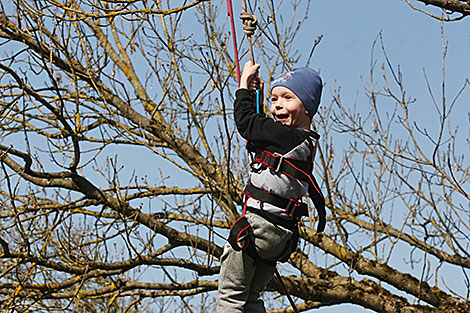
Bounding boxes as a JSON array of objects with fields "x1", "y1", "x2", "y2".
[{"x1": 226, "y1": 0, "x2": 241, "y2": 85}]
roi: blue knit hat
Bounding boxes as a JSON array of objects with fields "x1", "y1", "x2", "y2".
[{"x1": 271, "y1": 67, "x2": 322, "y2": 118}]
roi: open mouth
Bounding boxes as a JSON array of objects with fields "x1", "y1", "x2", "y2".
[{"x1": 275, "y1": 113, "x2": 289, "y2": 121}]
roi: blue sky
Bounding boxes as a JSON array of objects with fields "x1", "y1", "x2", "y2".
[{"x1": 308, "y1": 0, "x2": 469, "y2": 108}]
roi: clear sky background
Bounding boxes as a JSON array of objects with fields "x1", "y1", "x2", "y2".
[
  {"x1": 307, "y1": 0, "x2": 469, "y2": 101},
  {"x1": 225, "y1": 1, "x2": 469, "y2": 312}
]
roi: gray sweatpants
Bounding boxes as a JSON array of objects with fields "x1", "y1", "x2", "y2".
[{"x1": 217, "y1": 210, "x2": 295, "y2": 313}]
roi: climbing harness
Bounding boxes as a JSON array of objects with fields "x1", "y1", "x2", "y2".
[
  {"x1": 228, "y1": 132, "x2": 325, "y2": 313},
  {"x1": 245, "y1": 133, "x2": 326, "y2": 233}
]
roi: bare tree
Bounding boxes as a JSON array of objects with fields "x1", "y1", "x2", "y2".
[
  {"x1": 408, "y1": 0, "x2": 470, "y2": 20},
  {"x1": 0, "y1": 0, "x2": 469, "y2": 312}
]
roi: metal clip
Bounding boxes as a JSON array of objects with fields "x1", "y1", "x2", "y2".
[{"x1": 273, "y1": 152, "x2": 284, "y2": 172}]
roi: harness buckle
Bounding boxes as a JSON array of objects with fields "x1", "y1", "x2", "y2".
[
  {"x1": 286, "y1": 200, "x2": 299, "y2": 217},
  {"x1": 273, "y1": 152, "x2": 284, "y2": 172},
  {"x1": 286, "y1": 199, "x2": 309, "y2": 218}
]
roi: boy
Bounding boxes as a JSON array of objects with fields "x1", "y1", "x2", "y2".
[{"x1": 217, "y1": 62, "x2": 325, "y2": 313}]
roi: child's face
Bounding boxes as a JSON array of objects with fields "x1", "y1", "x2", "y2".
[{"x1": 270, "y1": 86, "x2": 311, "y2": 129}]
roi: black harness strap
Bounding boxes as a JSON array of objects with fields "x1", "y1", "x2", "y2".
[
  {"x1": 244, "y1": 182, "x2": 308, "y2": 219},
  {"x1": 308, "y1": 177, "x2": 326, "y2": 232},
  {"x1": 228, "y1": 215, "x2": 254, "y2": 251},
  {"x1": 229, "y1": 133, "x2": 326, "y2": 267}
]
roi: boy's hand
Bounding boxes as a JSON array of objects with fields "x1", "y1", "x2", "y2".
[{"x1": 240, "y1": 61, "x2": 264, "y2": 92}]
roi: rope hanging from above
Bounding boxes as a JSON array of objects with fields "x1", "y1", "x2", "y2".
[
  {"x1": 239, "y1": 1, "x2": 261, "y2": 112},
  {"x1": 225, "y1": 0, "x2": 258, "y2": 82},
  {"x1": 240, "y1": 0, "x2": 258, "y2": 63}
]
